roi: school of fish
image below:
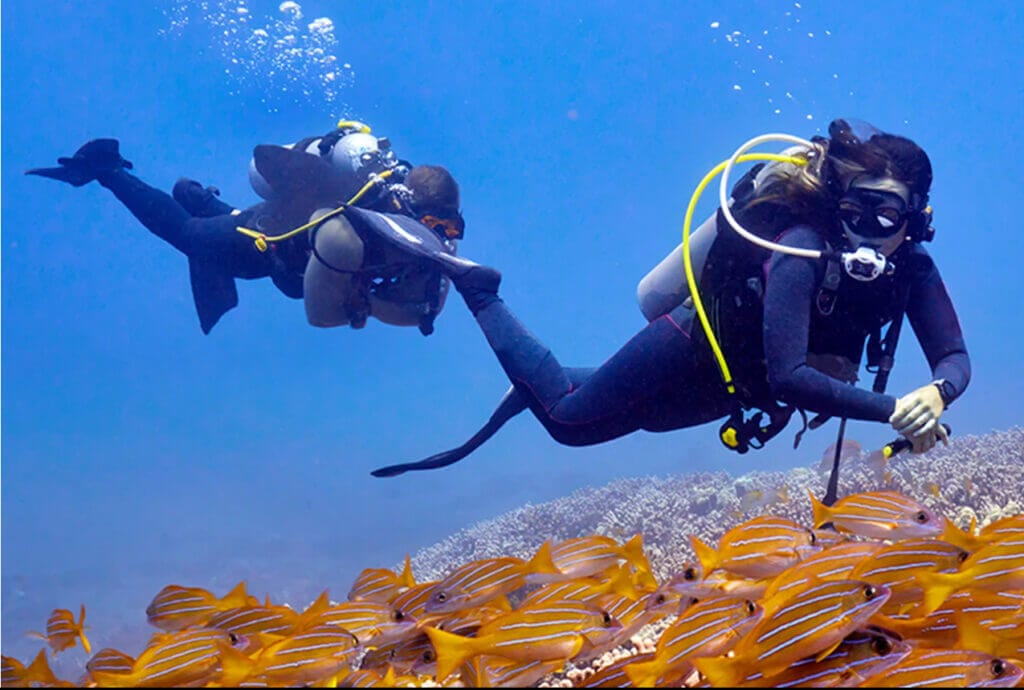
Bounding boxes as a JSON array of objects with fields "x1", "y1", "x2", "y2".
[{"x1": 3, "y1": 490, "x2": 1022, "y2": 688}]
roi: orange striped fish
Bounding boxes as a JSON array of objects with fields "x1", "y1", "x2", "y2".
[
  {"x1": 625, "y1": 595, "x2": 762, "y2": 687},
  {"x1": 299, "y1": 598, "x2": 417, "y2": 646},
  {"x1": 28, "y1": 605, "x2": 91, "y2": 655},
  {"x1": 460, "y1": 655, "x2": 565, "y2": 688},
  {"x1": 690, "y1": 515, "x2": 817, "y2": 579},
  {"x1": 644, "y1": 563, "x2": 768, "y2": 617},
  {"x1": 588, "y1": 591, "x2": 659, "y2": 654},
  {"x1": 425, "y1": 600, "x2": 622, "y2": 681},
  {"x1": 85, "y1": 647, "x2": 134, "y2": 677},
  {"x1": 204, "y1": 604, "x2": 300, "y2": 647},
  {"x1": 520, "y1": 565, "x2": 638, "y2": 608},
  {"x1": 389, "y1": 580, "x2": 441, "y2": 621},
  {"x1": 362, "y1": 633, "x2": 435, "y2": 675},
  {"x1": 220, "y1": 623, "x2": 361, "y2": 686},
  {"x1": 872, "y1": 588, "x2": 1024, "y2": 647},
  {"x1": 346, "y1": 554, "x2": 416, "y2": 602},
  {"x1": 808, "y1": 490, "x2": 944, "y2": 540},
  {"x1": 548, "y1": 534, "x2": 652, "y2": 580},
  {"x1": 88, "y1": 628, "x2": 238, "y2": 688},
  {"x1": 736, "y1": 630, "x2": 911, "y2": 687},
  {"x1": 850, "y1": 538, "x2": 968, "y2": 613},
  {"x1": 418, "y1": 596, "x2": 512, "y2": 635},
  {"x1": 979, "y1": 513, "x2": 1024, "y2": 541},
  {"x1": 859, "y1": 648, "x2": 1023, "y2": 688},
  {"x1": 1, "y1": 649, "x2": 68, "y2": 688},
  {"x1": 956, "y1": 610, "x2": 1024, "y2": 662},
  {"x1": 917, "y1": 536, "x2": 1024, "y2": 614},
  {"x1": 145, "y1": 580, "x2": 257, "y2": 631},
  {"x1": 760, "y1": 541, "x2": 882, "y2": 615},
  {"x1": 425, "y1": 540, "x2": 562, "y2": 613},
  {"x1": 694, "y1": 579, "x2": 891, "y2": 686},
  {"x1": 577, "y1": 651, "x2": 655, "y2": 688}
]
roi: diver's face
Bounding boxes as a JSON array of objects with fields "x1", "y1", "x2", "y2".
[{"x1": 838, "y1": 187, "x2": 910, "y2": 257}]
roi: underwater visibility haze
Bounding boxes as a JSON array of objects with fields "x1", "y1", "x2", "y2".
[{"x1": 3, "y1": 0, "x2": 1024, "y2": 678}]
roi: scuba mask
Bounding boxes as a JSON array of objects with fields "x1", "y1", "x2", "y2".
[
  {"x1": 420, "y1": 211, "x2": 465, "y2": 240},
  {"x1": 836, "y1": 181, "x2": 915, "y2": 281}
]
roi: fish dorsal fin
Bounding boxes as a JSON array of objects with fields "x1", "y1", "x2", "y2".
[
  {"x1": 398, "y1": 554, "x2": 417, "y2": 589},
  {"x1": 525, "y1": 540, "x2": 562, "y2": 577},
  {"x1": 689, "y1": 535, "x2": 720, "y2": 576},
  {"x1": 607, "y1": 564, "x2": 639, "y2": 600},
  {"x1": 222, "y1": 581, "x2": 251, "y2": 608},
  {"x1": 620, "y1": 534, "x2": 652, "y2": 575},
  {"x1": 298, "y1": 590, "x2": 332, "y2": 627}
]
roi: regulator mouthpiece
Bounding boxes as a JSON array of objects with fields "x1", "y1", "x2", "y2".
[{"x1": 842, "y1": 245, "x2": 890, "y2": 281}]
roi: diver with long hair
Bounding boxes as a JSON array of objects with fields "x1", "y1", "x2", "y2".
[{"x1": 375, "y1": 119, "x2": 969, "y2": 477}]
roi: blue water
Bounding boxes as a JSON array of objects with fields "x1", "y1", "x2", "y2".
[{"x1": 3, "y1": 0, "x2": 1023, "y2": 670}]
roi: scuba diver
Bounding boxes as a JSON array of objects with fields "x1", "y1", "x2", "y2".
[
  {"x1": 26, "y1": 121, "x2": 466, "y2": 335},
  {"x1": 373, "y1": 118, "x2": 969, "y2": 478}
]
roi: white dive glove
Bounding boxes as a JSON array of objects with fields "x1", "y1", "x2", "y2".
[{"x1": 890, "y1": 383, "x2": 948, "y2": 453}]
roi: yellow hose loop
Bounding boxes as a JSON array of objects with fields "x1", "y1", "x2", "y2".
[
  {"x1": 234, "y1": 169, "x2": 396, "y2": 250},
  {"x1": 683, "y1": 152, "x2": 809, "y2": 394},
  {"x1": 336, "y1": 120, "x2": 371, "y2": 134}
]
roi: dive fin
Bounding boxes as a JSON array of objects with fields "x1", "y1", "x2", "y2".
[
  {"x1": 371, "y1": 385, "x2": 528, "y2": 477},
  {"x1": 26, "y1": 138, "x2": 132, "y2": 187},
  {"x1": 252, "y1": 144, "x2": 351, "y2": 208},
  {"x1": 188, "y1": 256, "x2": 239, "y2": 334}
]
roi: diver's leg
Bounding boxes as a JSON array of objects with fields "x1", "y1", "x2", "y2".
[
  {"x1": 98, "y1": 169, "x2": 273, "y2": 279},
  {"x1": 303, "y1": 211, "x2": 366, "y2": 327},
  {"x1": 172, "y1": 178, "x2": 237, "y2": 217}
]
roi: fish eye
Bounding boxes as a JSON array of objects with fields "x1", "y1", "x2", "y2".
[
  {"x1": 808, "y1": 530, "x2": 817, "y2": 545},
  {"x1": 745, "y1": 600, "x2": 756, "y2": 614},
  {"x1": 423, "y1": 650, "x2": 436, "y2": 662},
  {"x1": 863, "y1": 585, "x2": 878, "y2": 600},
  {"x1": 914, "y1": 510, "x2": 930, "y2": 523},
  {"x1": 602, "y1": 611, "x2": 613, "y2": 625},
  {"x1": 687, "y1": 596, "x2": 700, "y2": 607},
  {"x1": 435, "y1": 592, "x2": 447, "y2": 602},
  {"x1": 653, "y1": 593, "x2": 666, "y2": 605},
  {"x1": 870, "y1": 636, "x2": 892, "y2": 654},
  {"x1": 992, "y1": 659, "x2": 1006, "y2": 677},
  {"x1": 393, "y1": 609, "x2": 405, "y2": 621},
  {"x1": 683, "y1": 567, "x2": 698, "y2": 581},
  {"x1": 228, "y1": 632, "x2": 240, "y2": 645},
  {"x1": 957, "y1": 550, "x2": 969, "y2": 562}
]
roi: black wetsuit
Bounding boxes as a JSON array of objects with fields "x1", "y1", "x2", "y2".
[
  {"x1": 99, "y1": 168, "x2": 309, "y2": 332},
  {"x1": 467, "y1": 226, "x2": 970, "y2": 446}
]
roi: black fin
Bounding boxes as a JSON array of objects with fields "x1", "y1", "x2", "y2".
[
  {"x1": 188, "y1": 256, "x2": 239, "y2": 334},
  {"x1": 26, "y1": 138, "x2": 131, "y2": 187},
  {"x1": 371, "y1": 386, "x2": 528, "y2": 477}
]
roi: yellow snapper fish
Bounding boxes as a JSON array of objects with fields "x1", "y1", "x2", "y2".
[
  {"x1": 859, "y1": 648, "x2": 1023, "y2": 688},
  {"x1": 297, "y1": 593, "x2": 418, "y2": 647},
  {"x1": 917, "y1": 535, "x2": 1024, "y2": 615},
  {"x1": 145, "y1": 580, "x2": 258, "y2": 631},
  {"x1": 548, "y1": 533, "x2": 652, "y2": 581},
  {"x1": 645, "y1": 563, "x2": 770, "y2": 617},
  {"x1": 389, "y1": 580, "x2": 442, "y2": 622},
  {"x1": 759, "y1": 541, "x2": 883, "y2": 615},
  {"x1": 577, "y1": 651, "x2": 655, "y2": 688},
  {"x1": 808, "y1": 489, "x2": 944, "y2": 541},
  {"x1": 849, "y1": 538, "x2": 968, "y2": 614},
  {"x1": 219, "y1": 623, "x2": 361, "y2": 687},
  {"x1": 587, "y1": 591, "x2": 660, "y2": 654},
  {"x1": 871, "y1": 588, "x2": 1024, "y2": 647},
  {"x1": 346, "y1": 553, "x2": 416, "y2": 603},
  {"x1": 88, "y1": 628, "x2": 242, "y2": 688},
  {"x1": 459, "y1": 655, "x2": 566, "y2": 688},
  {"x1": 956, "y1": 608, "x2": 1024, "y2": 662},
  {"x1": 203, "y1": 603, "x2": 301, "y2": 643},
  {"x1": 424, "y1": 540, "x2": 562, "y2": 613},
  {"x1": 84, "y1": 647, "x2": 135, "y2": 677},
  {"x1": 424, "y1": 600, "x2": 622, "y2": 682},
  {"x1": 735, "y1": 629, "x2": 912, "y2": 688},
  {"x1": 625, "y1": 595, "x2": 763, "y2": 687},
  {"x1": 27, "y1": 605, "x2": 91, "y2": 655},
  {"x1": 2, "y1": 649, "x2": 74, "y2": 688},
  {"x1": 693, "y1": 579, "x2": 891, "y2": 686},
  {"x1": 519, "y1": 563, "x2": 638, "y2": 608},
  {"x1": 979, "y1": 513, "x2": 1024, "y2": 541},
  {"x1": 417, "y1": 596, "x2": 513, "y2": 636},
  {"x1": 690, "y1": 515, "x2": 818, "y2": 579},
  {"x1": 735, "y1": 485, "x2": 791, "y2": 517}
]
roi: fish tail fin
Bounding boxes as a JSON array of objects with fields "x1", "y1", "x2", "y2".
[
  {"x1": 526, "y1": 540, "x2": 562, "y2": 578},
  {"x1": 77, "y1": 605, "x2": 92, "y2": 656},
  {"x1": 297, "y1": 590, "x2": 332, "y2": 629},
  {"x1": 916, "y1": 570, "x2": 960, "y2": 616},
  {"x1": 621, "y1": 534, "x2": 653, "y2": 575},
  {"x1": 608, "y1": 564, "x2": 640, "y2": 600},
  {"x1": 625, "y1": 657, "x2": 664, "y2": 688},
  {"x1": 399, "y1": 554, "x2": 416, "y2": 589},
  {"x1": 218, "y1": 642, "x2": 257, "y2": 687},
  {"x1": 693, "y1": 656, "x2": 741, "y2": 688},
  {"x1": 424, "y1": 626, "x2": 480, "y2": 682},
  {"x1": 689, "y1": 535, "x2": 719, "y2": 576},
  {"x1": 807, "y1": 489, "x2": 832, "y2": 529}
]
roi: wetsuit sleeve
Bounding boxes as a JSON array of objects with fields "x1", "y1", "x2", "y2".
[
  {"x1": 904, "y1": 247, "x2": 970, "y2": 404},
  {"x1": 763, "y1": 227, "x2": 897, "y2": 422}
]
